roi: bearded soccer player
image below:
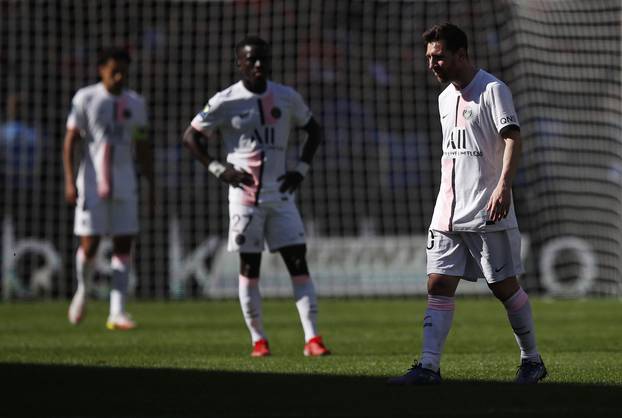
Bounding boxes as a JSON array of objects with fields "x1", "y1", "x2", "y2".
[
  {"x1": 63, "y1": 47, "x2": 153, "y2": 330},
  {"x1": 182, "y1": 36, "x2": 330, "y2": 357},
  {"x1": 388, "y1": 23, "x2": 547, "y2": 384}
]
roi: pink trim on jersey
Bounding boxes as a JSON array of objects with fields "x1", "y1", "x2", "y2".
[
  {"x1": 239, "y1": 274, "x2": 259, "y2": 287},
  {"x1": 504, "y1": 288, "x2": 529, "y2": 313},
  {"x1": 437, "y1": 158, "x2": 455, "y2": 230},
  {"x1": 260, "y1": 91, "x2": 277, "y2": 125},
  {"x1": 116, "y1": 97, "x2": 127, "y2": 122},
  {"x1": 239, "y1": 150, "x2": 263, "y2": 206},
  {"x1": 98, "y1": 143, "x2": 112, "y2": 199},
  {"x1": 427, "y1": 295, "x2": 455, "y2": 311},
  {"x1": 456, "y1": 95, "x2": 467, "y2": 128},
  {"x1": 291, "y1": 274, "x2": 311, "y2": 285}
]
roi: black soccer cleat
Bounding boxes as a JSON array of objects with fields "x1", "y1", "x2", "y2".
[
  {"x1": 515, "y1": 356, "x2": 548, "y2": 384},
  {"x1": 387, "y1": 361, "x2": 442, "y2": 385}
]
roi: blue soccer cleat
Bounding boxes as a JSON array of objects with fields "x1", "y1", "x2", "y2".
[
  {"x1": 515, "y1": 356, "x2": 548, "y2": 384},
  {"x1": 387, "y1": 361, "x2": 442, "y2": 385}
]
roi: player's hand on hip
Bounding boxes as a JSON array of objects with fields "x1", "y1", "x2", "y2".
[
  {"x1": 65, "y1": 182, "x2": 77, "y2": 206},
  {"x1": 486, "y1": 184, "x2": 511, "y2": 222},
  {"x1": 220, "y1": 166, "x2": 255, "y2": 189},
  {"x1": 278, "y1": 172, "x2": 304, "y2": 193}
]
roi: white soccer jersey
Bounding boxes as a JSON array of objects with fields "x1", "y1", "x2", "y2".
[
  {"x1": 67, "y1": 82, "x2": 147, "y2": 205},
  {"x1": 430, "y1": 69, "x2": 520, "y2": 232},
  {"x1": 191, "y1": 80, "x2": 312, "y2": 206}
]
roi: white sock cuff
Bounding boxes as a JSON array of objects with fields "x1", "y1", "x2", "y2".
[
  {"x1": 291, "y1": 274, "x2": 311, "y2": 285},
  {"x1": 504, "y1": 288, "x2": 529, "y2": 313},
  {"x1": 427, "y1": 295, "x2": 455, "y2": 311},
  {"x1": 111, "y1": 254, "x2": 130, "y2": 270},
  {"x1": 239, "y1": 274, "x2": 259, "y2": 287}
]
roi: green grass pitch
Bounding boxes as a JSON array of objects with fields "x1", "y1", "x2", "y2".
[{"x1": 1, "y1": 298, "x2": 621, "y2": 417}]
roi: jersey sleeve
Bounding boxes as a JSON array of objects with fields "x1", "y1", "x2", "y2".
[
  {"x1": 289, "y1": 88, "x2": 313, "y2": 127},
  {"x1": 66, "y1": 91, "x2": 87, "y2": 131},
  {"x1": 191, "y1": 94, "x2": 225, "y2": 135},
  {"x1": 489, "y1": 82, "x2": 520, "y2": 134}
]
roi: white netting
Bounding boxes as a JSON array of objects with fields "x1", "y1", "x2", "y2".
[{"x1": 0, "y1": 0, "x2": 620, "y2": 299}]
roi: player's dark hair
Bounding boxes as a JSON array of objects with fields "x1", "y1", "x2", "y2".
[
  {"x1": 422, "y1": 22, "x2": 468, "y2": 53},
  {"x1": 97, "y1": 47, "x2": 131, "y2": 66},
  {"x1": 235, "y1": 36, "x2": 270, "y2": 55}
]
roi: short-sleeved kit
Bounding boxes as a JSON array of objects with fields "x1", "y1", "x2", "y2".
[
  {"x1": 191, "y1": 81, "x2": 312, "y2": 252},
  {"x1": 427, "y1": 70, "x2": 524, "y2": 282},
  {"x1": 67, "y1": 82, "x2": 147, "y2": 236}
]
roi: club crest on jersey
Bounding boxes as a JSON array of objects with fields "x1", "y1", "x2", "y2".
[
  {"x1": 271, "y1": 107, "x2": 282, "y2": 119},
  {"x1": 462, "y1": 108, "x2": 473, "y2": 120}
]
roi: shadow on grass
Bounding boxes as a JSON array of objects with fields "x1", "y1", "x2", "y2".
[{"x1": 2, "y1": 363, "x2": 620, "y2": 418}]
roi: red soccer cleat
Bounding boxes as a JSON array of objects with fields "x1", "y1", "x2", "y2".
[
  {"x1": 250, "y1": 339, "x2": 271, "y2": 357},
  {"x1": 303, "y1": 336, "x2": 331, "y2": 357}
]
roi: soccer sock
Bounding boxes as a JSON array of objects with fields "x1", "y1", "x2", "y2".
[
  {"x1": 291, "y1": 274, "x2": 318, "y2": 342},
  {"x1": 75, "y1": 247, "x2": 94, "y2": 296},
  {"x1": 110, "y1": 254, "x2": 131, "y2": 317},
  {"x1": 503, "y1": 287, "x2": 540, "y2": 362},
  {"x1": 420, "y1": 295, "x2": 455, "y2": 373},
  {"x1": 238, "y1": 275, "x2": 267, "y2": 343}
]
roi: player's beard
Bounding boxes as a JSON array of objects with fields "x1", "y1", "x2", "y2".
[{"x1": 433, "y1": 70, "x2": 448, "y2": 83}]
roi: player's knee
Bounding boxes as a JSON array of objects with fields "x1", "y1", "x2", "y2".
[
  {"x1": 80, "y1": 238, "x2": 100, "y2": 259},
  {"x1": 488, "y1": 276, "x2": 520, "y2": 301},
  {"x1": 112, "y1": 235, "x2": 134, "y2": 255},
  {"x1": 240, "y1": 253, "x2": 261, "y2": 278},
  {"x1": 280, "y1": 244, "x2": 308, "y2": 276},
  {"x1": 427, "y1": 274, "x2": 459, "y2": 297}
]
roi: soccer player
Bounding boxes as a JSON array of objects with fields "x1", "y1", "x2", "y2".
[
  {"x1": 182, "y1": 36, "x2": 330, "y2": 357},
  {"x1": 63, "y1": 47, "x2": 153, "y2": 330},
  {"x1": 388, "y1": 23, "x2": 547, "y2": 384}
]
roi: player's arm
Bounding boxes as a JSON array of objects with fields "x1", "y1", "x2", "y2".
[
  {"x1": 279, "y1": 117, "x2": 323, "y2": 193},
  {"x1": 62, "y1": 128, "x2": 81, "y2": 205},
  {"x1": 486, "y1": 127, "x2": 522, "y2": 222},
  {"x1": 134, "y1": 127, "x2": 154, "y2": 184},
  {"x1": 181, "y1": 126, "x2": 253, "y2": 188}
]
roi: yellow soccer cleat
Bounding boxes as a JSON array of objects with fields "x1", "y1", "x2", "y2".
[{"x1": 106, "y1": 313, "x2": 137, "y2": 331}]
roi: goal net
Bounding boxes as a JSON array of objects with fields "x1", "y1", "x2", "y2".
[{"x1": 1, "y1": 0, "x2": 620, "y2": 299}]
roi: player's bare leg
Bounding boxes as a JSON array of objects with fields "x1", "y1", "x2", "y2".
[
  {"x1": 68, "y1": 235, "x2": 100, "y2": 325},
  {"x1": 106, "y1": 235, "x2": 136, "y2": 330},
  {"x1": 280, "y1": 244, "x2": 330, "y2": 356},
  {"x1": 388, "y1": 273, "x2": 459, "y2": 385},
  {"x1": 238, "y1": 252, "x2": 269, "y2": 356},
  {"x1": 489, "y1": 276, "x2": 547, "y2": 383}
]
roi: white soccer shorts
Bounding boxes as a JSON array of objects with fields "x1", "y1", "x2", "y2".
[
  {"x1": 227, "y1": 200, "x2": 306, "y2": 253},
  {"x1": 74, "y1": 198, "x2": 138, "y2": 236},
  {"x1": 426, "y1": 228, "x2": 524, "y2": 283}
]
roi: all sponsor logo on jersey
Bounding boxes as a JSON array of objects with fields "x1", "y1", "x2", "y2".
[
  {"x1": 444, "y1": 127, "x2": 482, "y2": 157},
  {"x1": 251, "y1": 126, "x2": 275, "y2": 145},
  {"x1": 447, "y1": 127, "x2": 467, "y2": 149}
]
